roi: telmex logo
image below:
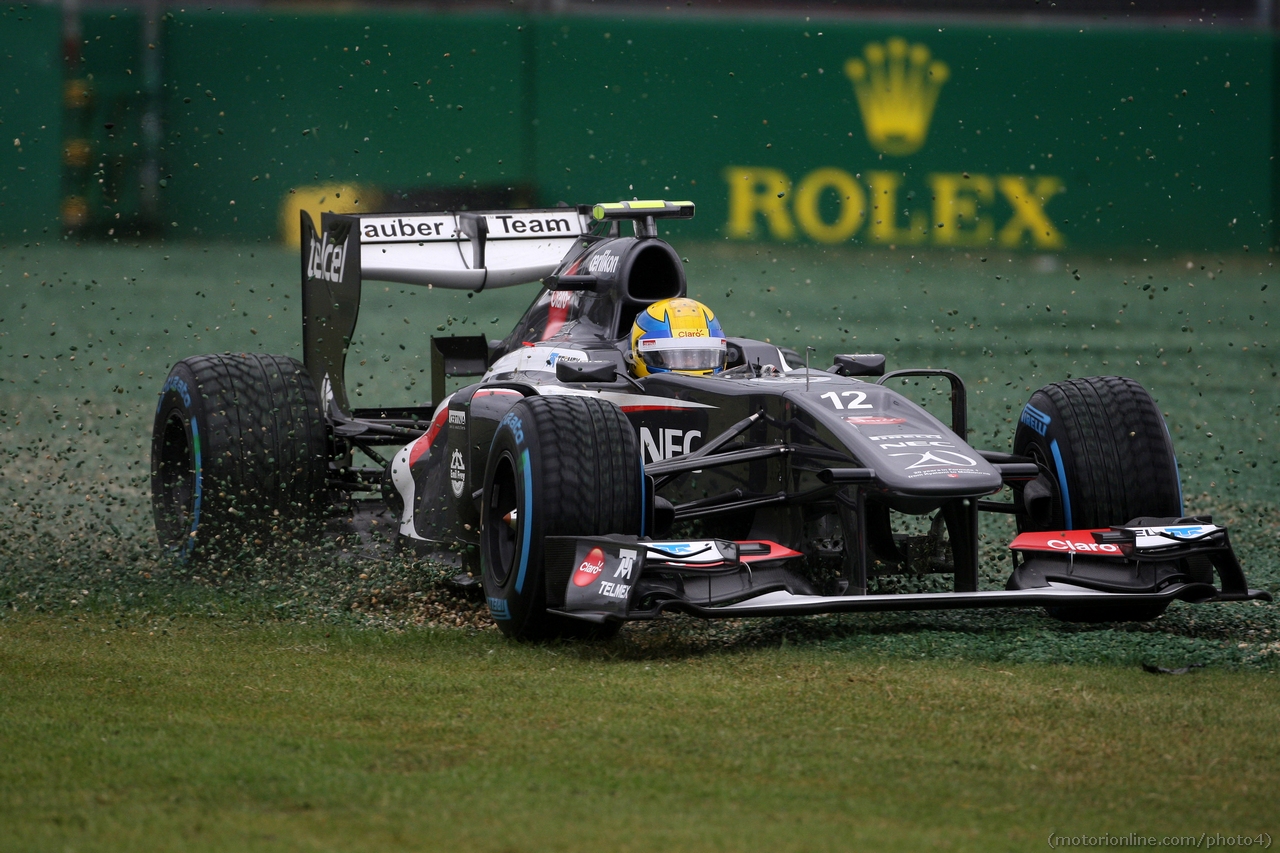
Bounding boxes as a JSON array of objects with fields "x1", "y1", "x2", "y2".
[{"x1": 723, "y1": 38, "x2": 1065, "y2": 249}]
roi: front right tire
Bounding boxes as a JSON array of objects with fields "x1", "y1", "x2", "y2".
[{"x1": 480, "y1": 395, "x2": 643, "y2": 640}]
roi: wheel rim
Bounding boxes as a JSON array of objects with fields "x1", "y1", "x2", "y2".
[
  {"x1": 156, "y1": 411, "x2": 196, "y2": 545},
  {"x1": 485, "y1": 452, "x2": 520, "y2": 586}
]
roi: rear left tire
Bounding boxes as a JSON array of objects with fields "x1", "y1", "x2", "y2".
[{"x1": 151, "y1": 353, "x2": 330, "y2": 563}]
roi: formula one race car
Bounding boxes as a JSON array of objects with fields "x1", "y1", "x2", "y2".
[{"x1": 150, "y1": 200, "x2": 1270, "y2": 638}]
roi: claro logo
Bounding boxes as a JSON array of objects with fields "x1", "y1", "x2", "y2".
[
  {"x1": 1047, "y1": 539, "x2": 1121, "y2": 554},
  {"x1": 572, "y1": 547, "x2": 607, "y2": 587}
]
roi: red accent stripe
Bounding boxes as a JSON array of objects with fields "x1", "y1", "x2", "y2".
[
  {"x1": 1009, "y1": 529, "x2": 1124, "y2": 556},
  {"x1": 409, "y1": 407, "x2": 450, "y2": 466},
  {"x1": 735, "y1": 540, "x2": 804, "y2": 562}
]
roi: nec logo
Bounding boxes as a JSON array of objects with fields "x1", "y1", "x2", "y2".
[
  {"x1": 307, "y1": 233, "x2": 347, "y2": 283},
  {"x1": 640, "y1": 427, "x2": 701, "y2": 463}
]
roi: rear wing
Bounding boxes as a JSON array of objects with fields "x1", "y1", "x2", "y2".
[{"x1": 300, "y1": 207, "x2": 591, "y2": 415}]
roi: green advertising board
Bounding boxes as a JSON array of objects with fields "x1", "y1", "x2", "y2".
[
  {"x1": 159, "y1": 10, "x2": 531, "y2": 241},
  {"x1": 0, "y1": 5, "x2": 63, "y2": 240},
  {"x1": 532, "y1": 17, "x2": 1274, "y2": 253},
  {"x1": 4, "y1": 9, "x2": 1276, "y2": 253}
]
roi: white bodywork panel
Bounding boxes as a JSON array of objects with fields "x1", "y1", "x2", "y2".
[{"x1": 357, "y1": 209, "x2": 590, "y2": 290}]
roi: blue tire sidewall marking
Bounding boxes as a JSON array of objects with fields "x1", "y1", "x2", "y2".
[
  {"x1": 1049, "y1": 438, "x2": 1072, "y2": 529},
  {"x1": 159, "y1": 374, "x2": 192, "y2": 412},
  {"x1": 514, "y1": 447, "x2": 533, "y2": 595},
  {"x1": 186, "y1": 417, "x2": 203, "y2": 558},
  {"x1": 486, "y1": 596, "x2": 510, "y2": 620},
  {"x1": 484, "y1": 411, "x2": 530, "y2": 619}
]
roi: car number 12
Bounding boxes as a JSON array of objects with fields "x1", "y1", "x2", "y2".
[{"x1": 820, "y1": 390, "x2": 872, "y2": 409}]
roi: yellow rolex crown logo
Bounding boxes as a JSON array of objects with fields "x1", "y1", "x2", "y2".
[{"x1": 845, "y1": 38, "x2": 949, "y2": 157}]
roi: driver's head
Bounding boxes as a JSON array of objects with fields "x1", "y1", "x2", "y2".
[{"x1": 629, "y1": 297, "x2": 727, "y2": 378}]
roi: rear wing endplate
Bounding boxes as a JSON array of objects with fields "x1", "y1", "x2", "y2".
[{"x1": 300, "y1": 207, "x2": 591, "y2": 415}]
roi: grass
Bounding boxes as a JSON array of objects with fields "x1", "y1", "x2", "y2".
[
  {"x1": 0, "y1": 239, "x2": 1278, "y2": 848},
  {"x1": 1, "y1": 612, "x2": 1278, "y2": 853}
]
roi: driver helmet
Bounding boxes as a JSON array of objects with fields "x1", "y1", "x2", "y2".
[{"x1": 629, "y1": 297, "x2": 727, "y2": 378}]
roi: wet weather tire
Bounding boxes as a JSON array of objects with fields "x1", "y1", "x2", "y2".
[
  {"x1": 151, "y1": 353, "x2": 330, "y2": 563},
  {"x1": 481, "y1": 395, "x2": 643, "y2": 641},
  {"x1": 1013, "y1": 375, "x2": 1182, "y2": 622}
]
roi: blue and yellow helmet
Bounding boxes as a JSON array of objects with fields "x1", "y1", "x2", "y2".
[{"x1": 629, "y1": 297, "x2": 727, "y2": 378}]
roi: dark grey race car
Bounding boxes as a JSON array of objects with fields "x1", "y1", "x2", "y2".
[{"x1": 150, "y1": 200, "x2": 1270, "y2": 639}]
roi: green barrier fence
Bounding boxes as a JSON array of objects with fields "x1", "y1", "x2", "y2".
[
  {"x1": 5, "y1": 8, "x2": 1278, "y2": 253},
  {"x1": 533, "y1": 17, "x2": 1274, "y2": 253},
  {"x1": 0, "y1": 6, "x2": 63, "y2": 240}
]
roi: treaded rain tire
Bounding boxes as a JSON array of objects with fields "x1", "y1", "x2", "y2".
[
  {"x1": 481, "y1": 395, "x2": 643, "y2": 641},
  {"x1": 1013, "y1": 375, "x2": 1182, "y2": 622},
  {"x1": 1013, "y1": 376, "x2": 1182, "y2": 531},
  {"x1": 151, "y1": 352, "x2": 330, "y2": 563}
]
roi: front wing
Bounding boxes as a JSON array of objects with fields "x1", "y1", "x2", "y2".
[{"x1": 541, "y1": 521, "x2": 1271, "y2": 624}]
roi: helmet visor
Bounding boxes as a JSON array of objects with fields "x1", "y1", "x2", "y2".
[{"x1": 637, "y1": 337, "x2": 727, "y2": 373}]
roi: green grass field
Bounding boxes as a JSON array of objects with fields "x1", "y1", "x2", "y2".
[
  {"x1": 1, "y1": 240, "x2": 1278, "y2": 849},
  {"x1": 2, "y1": 614, "x2": 1278, "y2": 853}
]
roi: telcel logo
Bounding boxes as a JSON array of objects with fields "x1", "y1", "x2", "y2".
[{"x1": 307, "y1": 234, "x2": 346, "y2": 283}]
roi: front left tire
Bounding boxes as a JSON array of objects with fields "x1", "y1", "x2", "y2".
[{"x1": 480, "y1": 395, "x2": 643, "y2": 640}]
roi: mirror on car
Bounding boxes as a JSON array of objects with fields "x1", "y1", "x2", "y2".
[{"x1": 831, "y1": 353, "x2": 887, "y2": 377}]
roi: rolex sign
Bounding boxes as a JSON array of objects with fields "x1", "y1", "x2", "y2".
[{"x1": 532, "y1": 20, "x2": 1270, "y2": 253}]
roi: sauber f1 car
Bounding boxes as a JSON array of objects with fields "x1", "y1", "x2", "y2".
[{"x1": 151, "y1": 200, "x2": 1270, "y2": 639}]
